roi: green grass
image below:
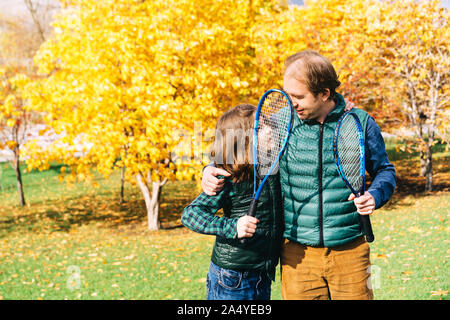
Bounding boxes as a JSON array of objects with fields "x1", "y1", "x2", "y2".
[
  {"x1": 370, "y1": 193, "x2": 449, "y2": 299},
  {"x1": 0, "y1": 162, "x2": 116, "y2": 207},
  {"x1": 0, "y1": 149, "x2": 448, "y2": 299},
  {"x1": 1, "y1": 226, "x2": 213, "y2": 299}
]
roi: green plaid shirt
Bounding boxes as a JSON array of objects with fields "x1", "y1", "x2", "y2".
[{"x1": 181, "y1": 181, "x2": 238, "y2": 239}]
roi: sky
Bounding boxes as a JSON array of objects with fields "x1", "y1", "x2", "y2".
[
  {"x1": 0, "y1": 0, "x2": 303, "y2": 15},
  {"x1": 0, "y1": 0, "x2": 59, "y2": 18},
  {"x1": 0, "y1": 0, "x2": 29, "y2": 16},
  {"x1": 0, "y1": 0, "x2": 449, "y2": 19}
]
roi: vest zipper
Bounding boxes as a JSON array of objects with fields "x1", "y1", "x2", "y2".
[{"x1": 318, "y1": 123, "x2": 324, "y2": 247}]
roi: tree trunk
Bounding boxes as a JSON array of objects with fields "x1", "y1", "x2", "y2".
[
  {"x1": 419, "y1": 150, "x2": 427, "y2": 177},
  {"x1": 120, "y1": 165, "x2": 126, "y2": 204},
  {"x1": 136, "y1": 173, "x2": 167, "y2": 231},
  {"x1": 0, "y1": 165, "x2": 4, "y2": 192},
  {"x1": 424, "y1": 146, "x2": 433, "y2": 192},
  {"x1": 424, "y1": 128, "x2": 434, "y2": 192},
  {"x1": 12, "y1": 150, "x2": 26, "y2": 206},
  {"x1": 418, "y1": 133, "x2": 433, "y2": 191}
]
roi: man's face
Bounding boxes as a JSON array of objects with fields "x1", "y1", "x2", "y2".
[{"x1": 283, "y1": 75, "x2": 325, "y2": 121}]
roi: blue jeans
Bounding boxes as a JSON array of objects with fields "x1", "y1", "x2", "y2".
[{"x1": 206, "y1": 262, "x2": 271, "y2": 300}]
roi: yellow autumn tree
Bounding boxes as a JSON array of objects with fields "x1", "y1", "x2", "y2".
[
  {"x1": 0, "y1": 68, "x2": 32, "y2": 206},
  {"x1": 359, "y1": 0, "x2": 449, "y2": 191},
  {"x1": 250, "y1": 0, "x2": 358, "y2": 94},
  {"x1": 0, "y1": 8, "x2": 50, "y2": 206},
  {"x1": 259, "y1": 0, "x2": 448, "y2": 192},
  {"x1": 251, "y1": 1, "x2": 308, "y2": 91},
  {"x1": 254, "y1": 0, "x2": 405, "y2": 119},
  {"x1": 26, "y1": 0, "x2": 275, "y2": 230},
  {"x1": 298, "y1": 0, "x2": 386, "y2": 111}
]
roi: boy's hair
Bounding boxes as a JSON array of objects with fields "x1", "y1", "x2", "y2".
[
  {"x1": 212, "y1": 104, "x2": 255, "y2": 183},
  {"x1": 285, "y1": 50, "x2": 341, "y2": 100}
]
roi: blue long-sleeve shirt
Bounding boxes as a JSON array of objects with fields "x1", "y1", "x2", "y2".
[{"x1": 365, "y1": 116, "x2": 396, "y2": 209}]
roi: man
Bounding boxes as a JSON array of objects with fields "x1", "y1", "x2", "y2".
[{"x1": 202, "y1": 50, "x2": 396, "y2": 299}]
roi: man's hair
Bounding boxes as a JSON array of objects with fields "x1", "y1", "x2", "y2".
[
  {"x1": 285, "y1": 50, "x2": 341, "y2": 100},
  {"x1": 211, "y1": 104, "x2": 255, "y2": 183}
]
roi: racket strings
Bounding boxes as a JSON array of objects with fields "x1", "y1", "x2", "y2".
[
  {"x1": 337, "y1": 117, "x2": 363, "y2": 192},
  {"x1": 257, "y1": 92, "x2": 291, "y2": 176}
]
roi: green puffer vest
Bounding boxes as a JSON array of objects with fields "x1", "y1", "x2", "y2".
[
  {"x1": 280, "y1": 94, "x2": 369, "y2": 247},
  {"x1": 211, "y1": 174, "x2": 283, "y2": 280}
]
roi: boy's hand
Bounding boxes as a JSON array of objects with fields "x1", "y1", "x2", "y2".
[
  {"x1": 348, "y1": 192, "x2": 375, "y2": 215},
  {"x1": 237, "y1": 215, "x2": 259, "y2": 239},
  {"x1": 344, "y1": 99, "x2": 356, "y2": 112},
  {"x1": 201, "y1": 166, "x2": 231, "y2": 196}
]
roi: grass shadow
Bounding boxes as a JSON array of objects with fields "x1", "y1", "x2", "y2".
[
  {"x1": 376, "y1": 154, "x2": 449, "y2": 211},
  {"x1": 0, "y1": 179, "x2": 198, "y2": 237},
  {"x1": 1, "y1": 142, "x2": 448, "y2": 236}
]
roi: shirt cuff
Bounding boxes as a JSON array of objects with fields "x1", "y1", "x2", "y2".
[
  {"x1": 222, "y1": 217, "x2": 239, "y2": 239},
  {"x1": 367, "y1": 188, "x2": 382, "y2": 210}
]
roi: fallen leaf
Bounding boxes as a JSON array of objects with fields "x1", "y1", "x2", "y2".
[
  {"x1": 407, "y1": 226, "x2": 423, "y2": 234},
  {"x1": 431, "y1": 290, "x2": 448, "y2": 296}
]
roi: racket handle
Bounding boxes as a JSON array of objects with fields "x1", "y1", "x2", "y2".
[
  {"x1": 359, "y1": 214, "x2": 375, "y2": 243},
  {"x1": 239, "y1": 199, "x2": 258, "y2": 244}
]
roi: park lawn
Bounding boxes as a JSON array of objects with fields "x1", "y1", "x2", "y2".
[
  {"x1": 0, "y1": 165, "x2": 211, "y2": 300},
  {"x1": 0, "y1": 144, "x2": 448, "y2": 300}
]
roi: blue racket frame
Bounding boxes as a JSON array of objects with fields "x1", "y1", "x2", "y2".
[
  {"x1": 333, "y1": 112, "x2": 366, "y2": 196},
  {"x1": 252, "y1": 89, "x2": 294, "y2": 200},
  {"x1": 333, "y1": 111, "x2": 374, "y2": 243},
  {"x1": 240, "y1": 89, "x2": 294, "y2": 244}
]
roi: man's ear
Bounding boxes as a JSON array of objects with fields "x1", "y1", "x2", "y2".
[{"x1": 321, "y1": 88, "x2": 331, "y2": 102}]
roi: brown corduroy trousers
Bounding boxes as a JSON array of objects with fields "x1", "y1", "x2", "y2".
[{"x1": 281, "y1": 236, "x2": 373, "y2": 300}]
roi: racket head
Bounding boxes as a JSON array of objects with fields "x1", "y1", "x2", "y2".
[
  {"x1": 333, "y1": 112, "x2": 365, "y2": 196},
  {"x1": 253, "y1": 89, "x2": 294, "y2": 198}
]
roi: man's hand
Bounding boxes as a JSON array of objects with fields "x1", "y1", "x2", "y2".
[
  {"x1": 348, "y1": 192, "x2": 375, "y2": 215},
  {"x1": 201, "y1": 166, "x2": 231, "y2": 196},
  {"x1": 236, "y1": 215, "x2": 259, "y2": 239}
]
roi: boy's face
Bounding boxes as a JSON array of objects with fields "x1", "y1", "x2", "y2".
[
  {"x1": 258, "y1": 124, "x2": 272, "y2": 150},
  {"x1": 257, "y1": 124, "x2": 274, "y2": 171}
]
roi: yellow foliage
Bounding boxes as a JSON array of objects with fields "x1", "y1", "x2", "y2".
[
  {"x1": 6, "y1": 119, "x2": 16, "y2": 127},
  {"x1": 0, "y1": 68, "x2": 31, "y2": 162},
  {"x1": 6, "y1": 140, "x2": 18, "y2": 150},
  {"x1": 6, "y1": 0, "x2": 447, "y2": 194},
  {"x1": 27, "y1": 0, "x2": 274, "y2": 188}
]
